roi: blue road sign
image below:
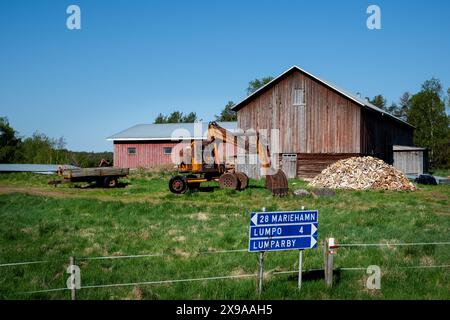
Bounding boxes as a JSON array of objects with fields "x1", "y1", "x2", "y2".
[
  {"x1": 248, "y1": 210, "x2": 319, "y2": 252},
  {"x1": 250, "y1": 210, "x2": 318, "y2": 226},
  {"x1": 250, "y1": 223, "x2": 318, "y2": 239},
  {"x1": 249, "y1": 236, "x2": 316, "y2": 252}
]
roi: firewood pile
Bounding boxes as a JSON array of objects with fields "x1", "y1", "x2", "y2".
[{"x1": 308, "y1": 156, "x2": 416, "y2": 191}]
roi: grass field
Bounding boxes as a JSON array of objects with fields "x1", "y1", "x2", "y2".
[{"x1": 0, "y1": 171, "x2": 449, "y2": 300}]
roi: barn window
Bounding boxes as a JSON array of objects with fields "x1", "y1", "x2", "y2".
[
  {"x1": 127, "y1": 147, "x2": 136, "y2": 155},
  {"x1": 163, "y1": 147, "x2": 172, "y2": 155},
  {"x1": 293, "y1": 88, "x2": 305, "y2": 106}
]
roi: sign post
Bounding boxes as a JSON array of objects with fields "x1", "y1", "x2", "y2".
[
  {"x1": 298, "y1": 250, "x2": 303, "y2": 290},
  {"x1": 257, "y1": 207, "x2": 266, "y2": 295},
  {"x1": 258, "y1": 251, "x2": 264, "y2": 295},
  {"x1": 249, "y1": 209, "x2": 318, "y2": 293}
]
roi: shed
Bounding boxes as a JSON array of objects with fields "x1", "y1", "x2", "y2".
[{"x1": 393, "y1": 145, "x2": 428, "y2": 176}]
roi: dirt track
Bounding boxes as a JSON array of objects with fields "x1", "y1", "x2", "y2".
[
  {"x1": 0, "y1": 185, "x2": 72, "y2": 198},
  {"x1": 0, "y1": 185, "x2": 140, "y2": 203}
]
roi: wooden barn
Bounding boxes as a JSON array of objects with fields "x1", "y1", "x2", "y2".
[
  {"x1": 107, "y1": 122, "x2": 237, "y2": 169},
  {"x1": 232, "y1": 66, "x2": 417, "y2": 178}
]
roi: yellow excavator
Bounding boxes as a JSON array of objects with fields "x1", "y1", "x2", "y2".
[{"x1": 168, "y1": 122, "x2": 288, "y2": 196}]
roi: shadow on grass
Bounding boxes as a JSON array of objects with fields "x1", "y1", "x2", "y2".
[
  {"x1": 286, "y1": 269, "x2": 342, "y2": 284},
  {"x1": 193, "y1": 185, "x2": 267, "y2": 193},
  {"x1": 73, "y1": 182, "x2": 130, "y2": 189}
]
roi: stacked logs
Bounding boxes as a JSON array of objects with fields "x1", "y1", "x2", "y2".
[{"x1": 308, "y1": 156, "x2": 416, "y2": 191}]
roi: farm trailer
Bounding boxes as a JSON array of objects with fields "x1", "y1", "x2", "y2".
[{"x1": 56, "y1": 167, "x2": 129, "y2": 188}]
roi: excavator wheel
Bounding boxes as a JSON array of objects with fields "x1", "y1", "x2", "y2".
[
  {"x1": 265, "y1": 170, "x2": 289, "y2": 196},
  {"x1": 169, "y1": 176, "x2": 188, "y2": 194},
  {"x1": 219, "y1": 173, "x2": 240, "y2": 190},
  {"x1": 235, "y1": 172, "x2": 249, "y2": 190}
]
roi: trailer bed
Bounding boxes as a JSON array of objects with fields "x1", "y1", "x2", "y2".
[
  {"x1": 64, "y1": 167, "x2": 129, "y2": 179},
  {"x1": 57, "y1": 167, "x2": 129, "y2": 187}
]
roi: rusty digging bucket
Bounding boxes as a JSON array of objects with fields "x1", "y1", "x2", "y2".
[{"x1": 265, "y1": 169, "x2": 289, "y2": 196}]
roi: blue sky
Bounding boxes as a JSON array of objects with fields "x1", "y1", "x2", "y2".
[{"x1": 1, "y1": 0, "x2": 449, "y2": 152}]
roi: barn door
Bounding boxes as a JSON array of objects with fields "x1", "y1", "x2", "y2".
[{"x1": 282, "y1": 154, "x2": 297, "y2": 178}]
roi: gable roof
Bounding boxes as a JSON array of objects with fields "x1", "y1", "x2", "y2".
[
  {"x1": 232, "y1": 65, "x2": 414, "y2": 128},
  {"x1": 107, "y1": 122, "x2": 237, "y2": 141}
]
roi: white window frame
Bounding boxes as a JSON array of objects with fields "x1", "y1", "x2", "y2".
[
  {"x1": 127, "y1": 147, "x2": 136, "y2": 155},
  {"x1": 293, "y1": 88, "x2": 305, "y2": 106},
  {"x1": 163, "y1": 147, "x2": 172, "y2": 155}
]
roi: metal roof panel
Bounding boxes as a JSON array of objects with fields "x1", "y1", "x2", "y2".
[{"x1": 107, "y1": 122, "x2": 238, "y2": 141}]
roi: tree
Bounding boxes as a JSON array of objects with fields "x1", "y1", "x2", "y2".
[
  {"x1": 215, "y1": 101, "x2": 237, "y2": 121},
  {"x1": 397, "y1": 92, "x2": 411, "y2": 121},
  {"x1": 386, "y1": 103, "x2": 400, "y2": 116},
  {"x1": 153, "y1": 111, "x2": 198, "y2": 124},
  {"x1": 369, "y1": 95, "x2": 387, "y2": 110},
  {"x1": 166, "y1": 111, "x2": 184, "y2": 123},
  {"x1": 407, "y1": 78, "x2": 450, "y2": 168},
  {"x1": 16, "y1": 132, "x2": 57, "y2": 164},
  {"x1": 422, "y1": 77, "x2": 442, "y2": 94},
  {"x1": 0, "y1": 117, "x2": 21, "y2": 163},
  {"x1": 154, "y1": 113, "x2": 167, "y2": 124},
  {"x1": 247, "y1": 77, "x2": 274, "y2": 95},
  {"x1": 182, "y1": 112, "x2": 198, "y2": 123}
]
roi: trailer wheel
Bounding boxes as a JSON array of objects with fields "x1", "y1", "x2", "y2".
[
  {"x1": 169, "y1": 176, "x2": 188, "y2": 194},
  {"x1": 103, "y1": 177, "x2": 118, "y2": 188},
  {"x1": 219, "y1": 173, "x2": 240, "y2": 190},
  {"x1": 235, "y1": 172, "x2": 249, "y2": 190}
]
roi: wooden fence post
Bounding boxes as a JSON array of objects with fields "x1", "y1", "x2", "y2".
[
  {"x1": 324, "y1": 238, "x2": 334, "y2": 287},
  {"x1": 69, "y1": 256, "x2": 76, "y2": 300}
]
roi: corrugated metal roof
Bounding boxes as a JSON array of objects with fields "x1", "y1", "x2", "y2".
[
  {"x1": 107, "y1": 122, "x2": 238, "y2": 141},
  {"x1": 0, "y1": 164, "x2": 79, "y2": 173},
  {"x1": 232, "y1": 65, "x2": 414, "y2": 128}
]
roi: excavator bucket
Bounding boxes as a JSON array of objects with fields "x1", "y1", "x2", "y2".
[{"x1": 265, "y1": 169, "x2": 289, "y2": 196}]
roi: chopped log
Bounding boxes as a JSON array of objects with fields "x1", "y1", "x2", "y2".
[{"x1": 308, "y1": 156, "x2": 416, "y2": 191}]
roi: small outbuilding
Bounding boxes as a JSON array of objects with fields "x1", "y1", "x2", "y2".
[
  {"x1": 107, "y1": 122, "x2": 237, "y2": 169},
  {"x1": 393, "y1": 145, "x2": 428, "y2": 176}
]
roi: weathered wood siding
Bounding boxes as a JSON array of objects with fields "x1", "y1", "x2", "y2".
[
  {"x1": 360, "y1": 109, "x2": 414, "y2": 164},
  {"x1": 393, "y1": 151, "x2": 424, "y2": 175},
  {"x1": 237, "y1": 70, "x2": 361, "y2": 154},
  {"x1": 296, "y1": 153, "x2": 359, "y2": 178}
]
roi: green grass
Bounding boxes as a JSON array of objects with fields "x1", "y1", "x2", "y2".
[
  {"x1": 430, "y1": 168, "x2": 450, "y2": 177},
  {"x1": 0, "y1": 172, "x2": 449, "y2": 300}
]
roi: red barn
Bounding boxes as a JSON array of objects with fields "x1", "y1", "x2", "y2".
[
  {"x1": 232, "y1": 65, "x2": 417, "y2": 178},
  {"x1": 107, "y1": 122, "x2": 237, "y2": 169}
]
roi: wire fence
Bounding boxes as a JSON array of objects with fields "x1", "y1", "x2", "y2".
[
  {"x1": 336, "y1": 241, "x2": 450, "y2": 247},
  {"x1": 2, "y1": 240, "x2": 449, "y2": 298},
  {"x1": 18, "y1": 264, "x2": 450, "y2": 296},
  {"x1": 2, "y1": 240, "x2": 449, "y2": 268},
  {"x1": 0, "y1": 248, "x2": 249, "y2": 268}
]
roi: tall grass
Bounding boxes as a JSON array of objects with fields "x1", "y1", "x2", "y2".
[{"x1": 0, "y1": 173, "x2": 449, "y2": 299}]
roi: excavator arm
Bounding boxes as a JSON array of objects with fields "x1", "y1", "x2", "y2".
[{"x1": 207, "y1": 122, "x2": 288, "y2": 196}]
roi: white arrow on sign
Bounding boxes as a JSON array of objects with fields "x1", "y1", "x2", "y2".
[
  {"x1": 311, "y1": 224, "x2": 317, "y2": 235},
  {"x1": 251, "y1": 214, "x2": 258, "y2": 226},
  {"x1": 310, "y1": 236, "x2": 317, "y2": 248}
]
